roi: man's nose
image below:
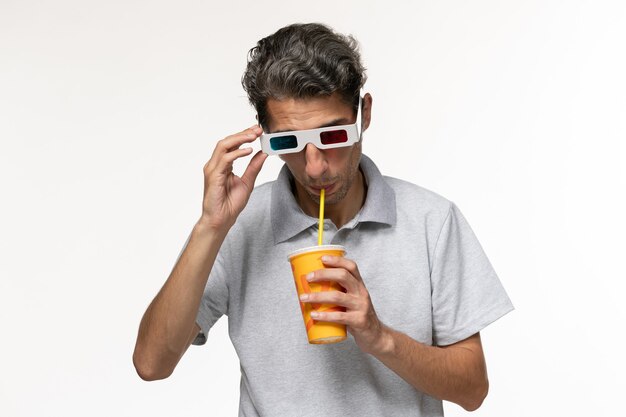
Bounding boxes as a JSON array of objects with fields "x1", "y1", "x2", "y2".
[{"x1": 304, "y1": 143, "x2": 328, "y2": 179}]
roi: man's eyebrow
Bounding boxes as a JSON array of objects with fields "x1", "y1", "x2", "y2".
[{"x1": 271, "y1": 118, "x2": 351, "y2": 134}]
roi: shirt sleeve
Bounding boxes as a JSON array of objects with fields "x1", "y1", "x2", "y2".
[{"x1": 430, "y1": 203, "x2": 514, "y2": 346}]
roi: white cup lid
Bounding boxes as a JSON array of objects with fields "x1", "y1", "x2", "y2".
[{"x1": 287, "y1": 245, "x2": 346, "y2": 261}]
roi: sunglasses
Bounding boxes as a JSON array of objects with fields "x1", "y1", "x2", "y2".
[{"x1": 260, "y1": 94, "x2": 363, "y2": 155}]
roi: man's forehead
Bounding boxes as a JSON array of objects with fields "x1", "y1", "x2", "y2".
[{"x1": 264, "y1": 93, "x2": 354, "y2": 133}]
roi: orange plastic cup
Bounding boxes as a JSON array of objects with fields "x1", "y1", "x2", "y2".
[{"x1": 288, "y1": 245, "x2": 347, "y2": 344}]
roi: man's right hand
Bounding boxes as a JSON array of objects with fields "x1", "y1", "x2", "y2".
[
  {"x1": 133, "y1": 125, "x2": 267, "y2": 381},
  {"x1": 200, "y1": 125, "x2": 267, "y2": 231}
]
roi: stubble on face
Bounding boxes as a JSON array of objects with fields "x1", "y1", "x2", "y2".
[{"x1": 301, "y1": 142, "x2": 363, "y2": 206}]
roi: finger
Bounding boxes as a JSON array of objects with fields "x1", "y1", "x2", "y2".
[
  {"x1": 240, "y1": 150, "x2": 268, "y2": 190},
  {"x1": 309, "y1": 310, "x2": 350, "y2": 324},
  {"x1": 210, "y1": 126, "x2": 262, "y2": 160},
  {"x1": 227, "y1": 125, "x2": 262, "y2": 146},
  {"x1": 307, "y1": 268, "x2": 360, "y2": 294},
  {"x1": 214, "y1": 147, "x2": 254, "y2": 175},
  {"x1": 321, "y1": 256, "x2": 363, "y2": 282},
  {"x1": 206, "y1": 127, "x2": 261, "y2": 173},
  {"x1": 299, "y1": 290, "x2": 358, "y2": 309}
]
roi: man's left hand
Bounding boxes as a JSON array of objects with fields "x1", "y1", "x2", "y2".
[{"x1": 299, "y1": 255, "x2": 391, "y2": 355}]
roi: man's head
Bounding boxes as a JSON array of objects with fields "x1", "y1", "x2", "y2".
[
  {"x1": 242, "y1": 23, "x2": 372, "y2": 223},
  {"x1": 242, "y1": 23, "x2": 367, "y2": 130}
]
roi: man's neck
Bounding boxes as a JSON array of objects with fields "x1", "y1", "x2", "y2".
[{"x1": 294, "y1": 168, "x2": 367, "y2": 230}]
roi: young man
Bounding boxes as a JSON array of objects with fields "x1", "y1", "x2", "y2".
[{"x1": 133, "y1": 23, "x2": 513, "y2": 416}]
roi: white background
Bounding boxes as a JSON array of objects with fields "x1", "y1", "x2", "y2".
[{"x1": 1, "y1": 1, "x2": 625, "y2": 416}]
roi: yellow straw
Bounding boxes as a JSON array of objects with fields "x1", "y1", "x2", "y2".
[{"x1": 317, "y1": 188, "x2": 325, "y2": 245}]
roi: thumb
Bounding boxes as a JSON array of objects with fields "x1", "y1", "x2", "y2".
[{"x1": 241, "y1": 151, "x2": 268, "y2": 191}]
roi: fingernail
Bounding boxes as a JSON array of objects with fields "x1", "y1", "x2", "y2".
[
  {"x1": 321, "y1": 255, "x2": 331, "y2": 262},
  {"x1": 306, "y1": 272, "x2": 314, "y2": 281},
  {"x1": 299, "y1": 294, "x2": 309, "y2": 301},
  {"x1": 310, "y1": 311, "x2": 319, "y2": 318}
]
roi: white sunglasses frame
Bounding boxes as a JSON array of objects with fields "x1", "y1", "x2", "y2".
[{"x1": 259, "y1": 94, "x2": 363, "y2": 156}]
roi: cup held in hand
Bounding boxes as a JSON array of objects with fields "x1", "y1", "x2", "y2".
[{"x1": 288, "y1": 245, "x2": 347, "y2": 344}]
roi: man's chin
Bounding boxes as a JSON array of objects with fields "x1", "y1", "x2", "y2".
[
  {"x1": 306, "y1": 192, "x2": 322, "y2": 205},
  {"x1": 307, "y1": 190, "x2": 343, "y2": 205}
]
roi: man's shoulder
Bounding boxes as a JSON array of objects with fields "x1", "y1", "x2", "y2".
[
  {"x1": 384, "y1": 175, "x2": 452, "y2": 214},
  {"x1": 361, "y1": 154, "x2": 452, "y2": 221}
]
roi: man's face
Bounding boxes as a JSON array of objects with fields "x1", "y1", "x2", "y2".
[{"x1": 265, "y1": 93, "x2": 363, "y2": 206}]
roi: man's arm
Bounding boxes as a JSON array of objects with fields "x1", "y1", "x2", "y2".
[
  {"x1": 132, "y1": 125, "x2": 267, "y2": 381},
  {"x1": 300, "y1": 255, "x2": 488, "y2": 411},
  {"x1": 373, "y1": 330, "x2": 488, "y2": 411},
  {"x1": 132, "y1": 223, "x2": 227, "y2": 381}
]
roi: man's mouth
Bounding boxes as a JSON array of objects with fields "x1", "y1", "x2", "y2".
[{"x1": 309, "y1": 183, "x2": 336, "y2": 195}]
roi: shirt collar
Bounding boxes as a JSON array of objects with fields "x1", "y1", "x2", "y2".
[{"x1": 270, "y1": 154, "x2": 397, "y2": 244}]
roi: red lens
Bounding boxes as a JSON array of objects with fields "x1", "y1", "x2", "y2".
[{"x1": 320, "y1": 129, "x2": 348, "y2": 145}]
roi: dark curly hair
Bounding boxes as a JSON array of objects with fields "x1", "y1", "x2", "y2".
[{"x1": 241, "y1": 23, "x2": 367, "y2": 129}]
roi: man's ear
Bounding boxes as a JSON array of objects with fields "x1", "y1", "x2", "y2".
[{"x1": 361, "y1": 93, "x2": 372, "y2": 132}]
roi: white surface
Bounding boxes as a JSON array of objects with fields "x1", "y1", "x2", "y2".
[{"x1": 1, "y1": 1, "x2": 625, "y2": 416}]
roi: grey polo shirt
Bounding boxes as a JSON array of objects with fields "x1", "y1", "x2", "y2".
[{"x1": 186, "y1": 154, "x2": 513, "y2": 417}]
